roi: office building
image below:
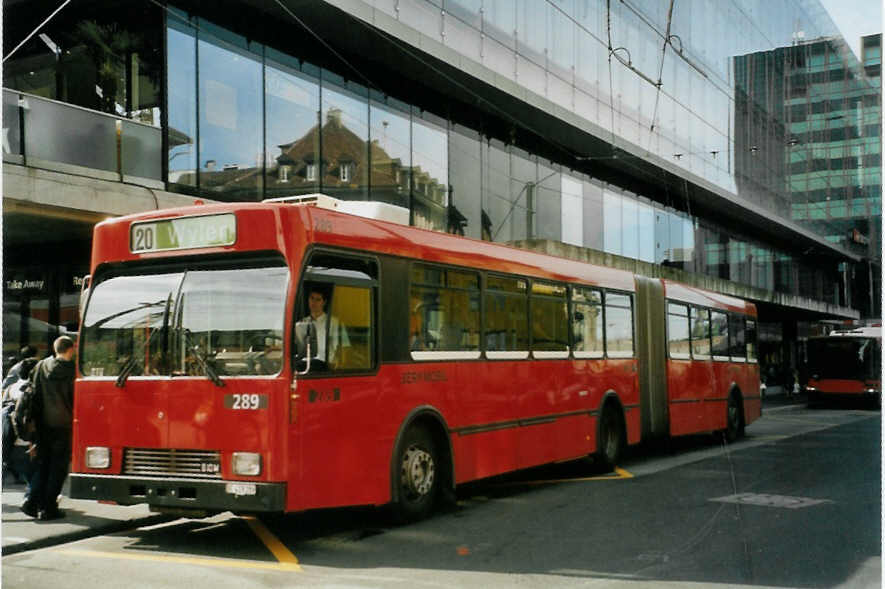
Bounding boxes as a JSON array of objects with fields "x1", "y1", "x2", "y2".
[{"x1": 3, "y1": 0, "x2": 881, "y2": 377}]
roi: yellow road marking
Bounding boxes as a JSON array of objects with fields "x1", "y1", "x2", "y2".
[
  {"x1": 58, "y1": 549, "x2": 302, "y2": 572},
  {"x1": 242, "y1": 516, "x2": 302, "y2": 571}
]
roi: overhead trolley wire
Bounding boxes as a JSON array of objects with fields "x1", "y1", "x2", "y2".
[{"x1": 3, "y1": 0, "x2": 74, "y2": 64}]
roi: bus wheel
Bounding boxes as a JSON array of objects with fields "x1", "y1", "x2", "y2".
[
  {"x1": 725, "y1": 393, "x2": 743, "y2": 443},
  {"x1": 597, "y1": 406, "x2": 624, "y2": 472},
  {"x1": 392, "y1": 426, "x2": 438, "y2": 523}
]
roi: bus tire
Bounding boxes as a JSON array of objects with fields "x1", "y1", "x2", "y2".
[
  {"x1": 391, "y1": 425, "x2": 439, "y2": 523},
  {"x1": 725, "y1": 392, "x2": 744, "y2": 443},
  {"x1": 597, "y1": 405, "x2": 624, "y2": 472}
]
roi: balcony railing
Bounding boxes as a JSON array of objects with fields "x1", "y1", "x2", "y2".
[{"x1": 2, "y1": 88, "x2": 162, "y2": 188}]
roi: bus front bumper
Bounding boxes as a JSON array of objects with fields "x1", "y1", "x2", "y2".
[{"x1": 69, "y1": 474, "x2": 286, "y2": 513}]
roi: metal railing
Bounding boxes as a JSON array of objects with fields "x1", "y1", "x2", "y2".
[{"x1": 2, "y1": 88, "x2": 162, "y2": 187}]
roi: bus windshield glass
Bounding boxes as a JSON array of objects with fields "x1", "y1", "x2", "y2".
[
  {"x1": 81, "y1": 263, "x2": 289, "y2": 378},
  {"x1": 806, "y1": 337, "x2": 879, "y2": 380}
]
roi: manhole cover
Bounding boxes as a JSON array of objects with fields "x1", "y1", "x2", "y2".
[{"x1": 711, "y1": 493, "x2": 832, "y2": 509}]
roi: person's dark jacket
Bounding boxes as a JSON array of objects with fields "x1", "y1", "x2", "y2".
[{"x1": 32, "y1": 356, "x2": 75, "y2": 429}]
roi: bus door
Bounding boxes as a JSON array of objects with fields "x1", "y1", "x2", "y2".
[{"x1": 291, "y1": 252, "x2": 380, "y2": 510}]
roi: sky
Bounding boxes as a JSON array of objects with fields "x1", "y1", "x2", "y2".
[{"x1": 818, "y1": 0, "x2": 883, "y2": 62}]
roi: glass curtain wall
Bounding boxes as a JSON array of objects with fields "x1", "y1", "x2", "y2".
[
  {"x1": 412, "y1": 110, "x2": 449, "y2": 231},
  {"x1": 265, "y1": 50, "x2": 320, "y2": 199},
  {"x1": 159, "y1": 5, "x2": 848, "y2": 307},
  {"x1": 321, "y1": 74, "x2": 369, "y2": 201},
  {"x1": 369, "y1": 97, "x2": 411, "y2": 210},
  {"x1": 197, "y1": 22, "x2": 263, "y2": 199}
]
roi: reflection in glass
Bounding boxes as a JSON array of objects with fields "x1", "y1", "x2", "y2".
[
  {"x1": 449, "y1": 126, "x2": 482, "y2": 239},
  {"x1": 605, "y1": 293, "x2": 633, "y2": 356},
  {"x1": 484, "y1": 140, "x2": 511, "y2": 242},
  {"x1": 198, "y1": 37, "x2": 263, "y2": 199},
  {"x1": 265, "y1": 55, "x2": 320, "y2": 198},
  {"x1": 167, "y1": 25, "x2": 197, "y2": 187},
  {"x1": 583, "y1": 180, "x2": 604, "y2": 250},
  {"x1": 572, "y1": 287, "x2": 603, "y2": 356},
  {"x1": 370, "y1": 100, "x2": 410, "y2": 209},
  {"x1": 536, "y1": 164, "x2": 561, "y2": 241},
  {"x1": 484, "y1": 279, "x2": 528, "y2": 352},
  {"x1": 603, "y1": 189, "x2": 622, "y2": 255},
  {"x1": 322, "y1": 81, "x2": 369, "y2": 200},
  {"x1": 509, "y1": 150, "x2": 536, "y2": 242},
  {"x1": 622, "y1": 196, "x2": 639, "y2": 260},
  {"x1": 412, "y1": 111, "x2": 449, "y2": 231},
  {"x1": 81, "y1": 266, "x2": 288, "y2": 378},
  {"x1": 690, "y1": 306, "x2": 711, "y2": 357},
  {"x1": 561, "y1": 175, "x2": 583, "y2": 246},
  {"x1": 667, "y1": 303, "x2": 690, "y2": 357},
  {"x1": 638, "y1": 201, "x2": 654, "y2": 263},
  {"x1": 531, "y1": 289, "x2": 568, "y2": 352},
  {"x1": 483, "y1": 0, "x2": 516, "y2": 46}
]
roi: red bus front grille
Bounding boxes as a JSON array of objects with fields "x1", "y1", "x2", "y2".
[{"x1": 123, "y1": 448, "x2": 222, "y2": 479}]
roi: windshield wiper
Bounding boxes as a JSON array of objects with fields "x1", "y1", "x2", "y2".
[
  {"x1": 115, "y1": 297, "x2": 171, "y2": 388},
  {"x1": 181, "y1": 328, "x2": 225, "y2": 388}
]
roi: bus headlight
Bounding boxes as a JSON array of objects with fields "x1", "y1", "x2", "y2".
[
  {"x1": 232, "y1": 452, "x2": 261, "y2": 476},
  {"x1": 85, "y1": 447, "x2": 110, "y2": 469}
]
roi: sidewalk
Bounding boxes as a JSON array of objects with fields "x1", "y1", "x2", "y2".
[{"x1": 1, "y1": 475, "x2": 171, "y2": 556}]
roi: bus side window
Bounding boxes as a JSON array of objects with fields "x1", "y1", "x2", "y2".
[
  {"x1": 484, "y1": 275, "x2": 529, "y2": 353},
  {"x1": 690, "y1": 307, "x2": 711, "y2": 359},
  {"x1": 531, "y1": 282, "x2": 568, "y2": 353},
  {"x1": 667, "y1": 302, "x2": 690, "y2": 359},
  {"x1": 711, "y1": 311, "x2": 729, "y2": 358},
  {"x1": 605, "y1": 292, "x2": 634, "y2": 358},
  {"x1": 572, "y1": 287, "x2": 603, "y2": 358},
  {"x1": 728, "y1": 314, "x2": 746, "y2": 360},
  {"x1": 746, "y1": 319, "x2": 758, "y2": 362},
  {"x1": 409, "y1": 263, "x2": 480, "y2": 354}
]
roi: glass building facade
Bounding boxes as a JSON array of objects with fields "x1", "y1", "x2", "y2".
[{"x1": 3, "y1": 0, "x2": 881, "y2": 366}]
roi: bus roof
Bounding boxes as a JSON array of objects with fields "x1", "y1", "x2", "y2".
[{"x1": 829, "y1": 326, "x2": 882, "y2": 338}]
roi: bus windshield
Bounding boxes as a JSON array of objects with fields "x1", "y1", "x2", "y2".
[
  {"x1": 81, "y1": 263, "x2": 289, "y2": 378},
  {"x1": 806, "y1": 337, "x2": 879, "y2": 380}
]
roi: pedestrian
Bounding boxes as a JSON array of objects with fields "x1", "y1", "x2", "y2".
[
  {"x1": 23, "y1": 335, "x2": 75, "y2": 521},
  {"x1": 2, "y1": 345, "x2": 38, "y2": 390},
  {"x1": 2, "y1": 356, "x2": 39, "y2": 485}
]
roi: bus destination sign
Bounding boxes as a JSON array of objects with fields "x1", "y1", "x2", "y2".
[{"x1": 130, "y1": 214, "x2": 236, "y2": 253}]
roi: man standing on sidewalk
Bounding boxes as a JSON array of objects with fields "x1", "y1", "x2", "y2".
[{"x1": 23, "y1": 336, "x2": 75, "y2": 521}]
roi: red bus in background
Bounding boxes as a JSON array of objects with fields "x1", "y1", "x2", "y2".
[
  {"x1": 803, "y1": 326, "x2": 882, "y2": 407},
  {"x1": 70, "y1": 195, "x2": 761, "y2": 521}
]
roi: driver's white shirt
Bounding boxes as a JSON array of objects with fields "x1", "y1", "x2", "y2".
[{"x1": 297, "y1": 312, "x2": 348, "y2": 362}]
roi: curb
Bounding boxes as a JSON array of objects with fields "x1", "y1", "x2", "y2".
[{"x1": 2, "y1": 513, "x2": 175, "y2": 556}]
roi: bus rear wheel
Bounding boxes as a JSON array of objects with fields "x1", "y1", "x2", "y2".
[
  {"x1": 725, "y1": 393, "x2": 744, "y2": 442},
  {"x1": 391, "y1": 426, "x2": 438, "y2": 523},
  {"x1": 597, "y1": 406, "x2": 624, "y2": 472}
]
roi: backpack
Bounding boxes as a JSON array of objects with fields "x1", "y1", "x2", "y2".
[{"x1": 11, "y1": 372, "x2": 40, "y2": 443}]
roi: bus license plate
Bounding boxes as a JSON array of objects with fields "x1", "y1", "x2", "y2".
[{"x1": 226, "y1": 483, "x2": 257, "y2": 496}]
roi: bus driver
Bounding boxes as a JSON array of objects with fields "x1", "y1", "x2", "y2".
[{"x1": 295, "y1": 287, "x2": 349, "y2": 369}]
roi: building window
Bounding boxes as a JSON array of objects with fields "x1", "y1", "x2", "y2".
[
  {"x1": 340, "y1": 162, "x2": 352, "y2": 183},
  {"x1": 306, "y1": 163, "x2": 317, "y2": 182},
  {"x1": 279, "y1": 165, "x2": 290, "y2": 183}
]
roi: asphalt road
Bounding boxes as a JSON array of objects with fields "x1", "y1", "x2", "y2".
[{"x1": 3, "y1": 401, "x2": 880, "y2": 589}]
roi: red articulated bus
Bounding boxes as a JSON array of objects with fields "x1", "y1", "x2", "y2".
[
  {"x1": 70, "y1": 195, "x2": 761, "y2": 521},
  {"x1": 804, "y1": 326, "x2": 881, "y2": 407}
]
